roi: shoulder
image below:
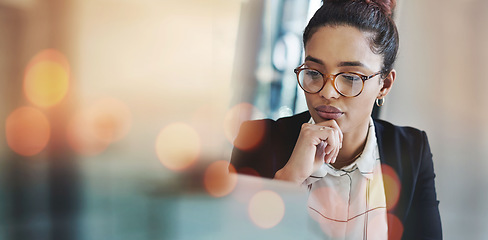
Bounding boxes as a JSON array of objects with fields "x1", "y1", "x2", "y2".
[
  {"x1": 373, "y1": 118, "x2": 427, "y2": 144},
  {"x1": 374, "y1": 118, "x2": 431, "y2": 169},
  {"x1": 375, "y1": 119, "x2": 441, "y2": 238}
]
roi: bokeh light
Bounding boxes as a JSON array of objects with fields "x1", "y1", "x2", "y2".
[
  {"x1": 387, "y1": 213, "x2": 404, "y2": 240},
  {"x1": 156, "y1": 122, "x2": 200, "y2": 171},
  {"x1": 67, "y1": 98, "x2": 132, "y2": 156},
  {"x1": 248, "y1": 190, "x2": 285, "y2": 229},
  {"x1": 224, "y1": 103, "x2": 266, "y2": 150},
  {"x1": 381, "y1": 164, "x2": 401, "y2": 210},
  {"x1": 203, "y1": 161, "x2": 237, "y2": 197},
  {"x1": 24, "y1": 49, "x2": 70, "y2": 108},
  {"x1": 6, "y1": 106, "x2": 50, "y2": 156}
]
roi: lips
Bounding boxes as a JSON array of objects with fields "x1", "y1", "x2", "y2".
[{"x1": 315, "y1": 105, "x2": 343, "y2": 120}]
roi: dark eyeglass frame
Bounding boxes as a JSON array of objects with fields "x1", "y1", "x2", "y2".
[{"x1": 294, "y1": 64, "x2": 382, "y2": 97}]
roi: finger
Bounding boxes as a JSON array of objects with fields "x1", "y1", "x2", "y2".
[
  {"x1": 328, "y1": 120, "x2": 343, "y2": 145},
  {"x1": 333, "y1": 127, "x2": 342, "y2": 162},
  {"x1": 326, "y1": 127, "x2": 339, "y2": 148},
  {"x1": 300, "y1": 123, "x2": 330, "y2": 146},
  {"x1": 331, "y1": 145, "x2": 339, "y2": 163},
  {"x1": 323, "y1": 138, "x2": 337, "y2": 161},
  {"x1": 327, "y1": 150, "x2": 333, "y2": 164},
  {"x1": 316, "y1": 120, "x2": 343, "y2": 145},
  {"x1": 317, "y1": 126, "x2": 336, "y2": 143},
  {"x1": 323, "y1": 130, "x2": 340, "y2": 164},
  {"x1": 324, "y1": 148, "x2": 332, "y2": 164},
  {"x1": 323, "y1": 141, "x2": 335, "y2": 156}
]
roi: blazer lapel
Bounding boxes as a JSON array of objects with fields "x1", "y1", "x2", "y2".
[{"x1": 374, "y1": 119, "x2": 411, "y2": 238}]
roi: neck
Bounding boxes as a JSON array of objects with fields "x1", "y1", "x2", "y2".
[{"x1": 331, "y1": 120, "x2": 370, "y2": 169}]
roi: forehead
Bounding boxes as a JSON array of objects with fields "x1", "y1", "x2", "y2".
[{"x1": 304, "y1": 25, "x2": 382, "y2": 70}]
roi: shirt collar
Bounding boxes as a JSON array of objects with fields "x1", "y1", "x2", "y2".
[{"x1": 350, "y1": 118, "x2": 378, "y2": 179}]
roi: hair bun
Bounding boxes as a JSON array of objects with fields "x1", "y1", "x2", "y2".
[{"x1": 365, "y1": 0, "x2": 396, "y2": 16}]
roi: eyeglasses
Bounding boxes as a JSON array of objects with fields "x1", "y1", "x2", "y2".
[{"x1": 294, "y1": 64, "x2": 381, "y2": 97}]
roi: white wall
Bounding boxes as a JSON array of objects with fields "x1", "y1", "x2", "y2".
[{"x1": 384, "y1": 0, "x2": 488, "y2": 238}]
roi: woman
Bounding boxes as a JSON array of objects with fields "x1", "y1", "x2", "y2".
[{"x1": 231, "y1": 0, "x2": 441, "y2": 239}]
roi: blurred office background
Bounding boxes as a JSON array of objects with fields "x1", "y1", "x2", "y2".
[{"x1": 0, "y1": 0, "x2": 487, "y2": 239}]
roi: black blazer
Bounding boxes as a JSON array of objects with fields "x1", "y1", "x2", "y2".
[{"x1": 231, "y1": 111, "x2": 442, "y2": 240}]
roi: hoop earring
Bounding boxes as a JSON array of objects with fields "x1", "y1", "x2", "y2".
[{"x1": 376, "y1": 97, "x2": 385, "y2": 107}]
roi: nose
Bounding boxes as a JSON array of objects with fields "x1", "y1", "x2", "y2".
[{"x1": 318, "y1": 76, "x2": 340, "y2": 99}]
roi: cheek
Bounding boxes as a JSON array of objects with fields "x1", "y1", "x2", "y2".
[
  {"x1": 351, "y1": 94, "x2": 377, "y2": 116},
  {"x1": 304, "y1": 93, "x2": 316, "y2": 107},
  {"x1": 347, "y1": 86, "x2": 379, "y2": 114},
  {"x1": 361, "y1": 82, "x2": 382, "y2": 102}
]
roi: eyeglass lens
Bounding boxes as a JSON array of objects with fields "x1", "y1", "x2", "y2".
[{"x1": 297, "y1": 69, "x2": 364, "y2": 97}]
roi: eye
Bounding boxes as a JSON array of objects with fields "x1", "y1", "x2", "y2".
[
  {"x1": 304, "y1": 69, "x2": 322, "y2": 80},
  {"x1": 338, "y1": 73, "x2": 361, "y2": 82}
]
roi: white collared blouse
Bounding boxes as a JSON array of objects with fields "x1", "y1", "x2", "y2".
[{"x1": 304, "y1": 118, "x2": 388, "y2": 240}]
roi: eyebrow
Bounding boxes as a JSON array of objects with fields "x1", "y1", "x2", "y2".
[
  {"x1": 305, "y1": 55, "x2": 366, "y2": 68},
  {"x1": 305, "y1": 56, "x2": 324, "y2": 65},
  {"x1": 338, "y1": 61, "x2": 365, "y2": 67}
]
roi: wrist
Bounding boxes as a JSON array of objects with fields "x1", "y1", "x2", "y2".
[{"x1": 274, "y1": 167, "x2": 306, "y2": 184}]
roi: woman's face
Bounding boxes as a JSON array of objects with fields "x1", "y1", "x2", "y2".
[{"x1": 304, "y1": 25, "x2": 394, "y2": 135}]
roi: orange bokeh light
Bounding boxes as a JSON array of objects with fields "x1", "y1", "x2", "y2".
[
  {"x1": 381, "y1": 164, "x2": 401, "y2": 210},
  {"x1": 387, "y1": 213, "x2": 404, "y2": 240},
  {"x1": 26, "y1": 49, "x2": 70, "y2": 70},
  {"x1": 224, "y1": 103, "x2": 266, "y2": 150},
  {"x1": 24, "y1": 49, "x2": 70, "y2": 108},
  {"x1": 248, "y1": 190, "x2": 285, "y2": 229},
  {"x1": 67, "y1": 98, "x2": 132, "y2": 156},
  {"x1": 5, "y1": 106, "x2": 50, "y2": 156},
  {"x1": 156, "y1": 122, "x2": 200, "y2": 171},
  {"x1": 203, "y1": 161, "x2": 238, "y2": 197}
]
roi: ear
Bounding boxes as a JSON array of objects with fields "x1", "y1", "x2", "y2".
[{"x1": 378, "y1": 69, "x2": 396, "y2": 98}]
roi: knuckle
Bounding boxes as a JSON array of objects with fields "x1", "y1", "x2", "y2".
[{"x1": 301, "y1": 123, "x2": 309, "y2": 129}]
